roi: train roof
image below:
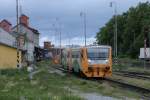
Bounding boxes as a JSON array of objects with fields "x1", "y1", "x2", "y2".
[
  {"x1": 69, "y1": 45, "x2": 111, "y2": 50},
  {"x1": 86, "y1": 45, "x2": 111, "y2": 48}
]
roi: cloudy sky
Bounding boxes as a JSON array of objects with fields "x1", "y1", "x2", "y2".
[{"x1": 0, "y1": 0, "x2": 149, "y2": 46}]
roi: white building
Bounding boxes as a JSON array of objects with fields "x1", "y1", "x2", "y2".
[{"x1": 12, "y1": 14, "x2": 40, "y2": 62}]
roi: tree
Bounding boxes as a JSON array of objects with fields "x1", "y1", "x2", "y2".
[{"x1": 96, "y1": 2, "x2": 150, "y2": 58}]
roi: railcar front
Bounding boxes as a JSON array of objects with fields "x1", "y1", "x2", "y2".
[{"x1": 81, "y1": 46, "x2": 112, "y2": 77}]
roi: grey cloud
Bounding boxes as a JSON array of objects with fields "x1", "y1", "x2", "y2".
[{"x1": 0, "y1": 0, "x2": 149, "y2": 46}]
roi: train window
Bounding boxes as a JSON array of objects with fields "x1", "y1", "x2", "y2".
[
  {"x1": 87, "y1": 48, "x2": 109, "y2": 60},
  {"x1": 72, "y1": 51, "x2": 79, "y2": 58}
]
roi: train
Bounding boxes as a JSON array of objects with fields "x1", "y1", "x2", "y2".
[{"x1": 61, "y1": 45, "x2": 112, "y2": 77}]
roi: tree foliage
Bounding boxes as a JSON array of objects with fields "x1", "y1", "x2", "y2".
[{"x1": 96, "y1": 2, "x2": 150, "y2": 58}]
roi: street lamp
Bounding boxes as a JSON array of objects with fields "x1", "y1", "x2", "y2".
[
  {"x1": 110, "y1": 1, "x2": 118, "y2": 59},
  {"x1": 80, "y1": 12, "x2": 87, "y2": 47}
]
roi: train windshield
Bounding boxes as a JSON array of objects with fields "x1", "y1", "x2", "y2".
[{"x1": 87, "y1": 48, "x2": 109, "y2": 60}]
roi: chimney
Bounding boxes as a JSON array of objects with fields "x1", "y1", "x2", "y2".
[
  {"x1": 0, "y1": 19, "x2": 12, "y2": 33},
  {"x1": 19, "y1": 14, "x2": 29, "y2": 26},
  {"x1": 44, "y1": 41, "x2": 51, "y2": 49}
]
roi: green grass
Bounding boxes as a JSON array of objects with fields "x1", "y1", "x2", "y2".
[
  {"x1": 0, "y1": 61, "x2": 83, "y2": 100},
  {"x1": 113, "y1": 64, "x2": 150, "y2": 74},
  {"x1": 0, "y1": 60, "x2": 144, "y2": 99}
]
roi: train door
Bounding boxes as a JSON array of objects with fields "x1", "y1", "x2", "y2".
[
  {"x1": 80, "y1": 48, "x2": 88, "y2": 72},
  {"x1": 67, "y1": 49, "x2": 72, "y2": 72}
]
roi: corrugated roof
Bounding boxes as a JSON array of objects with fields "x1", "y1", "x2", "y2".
[{"x1": 0, "y1": 41, "x2": 17, "y2": 49}]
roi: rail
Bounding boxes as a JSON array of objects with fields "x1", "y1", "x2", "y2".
[
  {"x1": 51, "y1": 64, "x2": 150, "y2": 99},
  {"x1": 113, "y1": 71, "x2": 150, "y2": 80},
  {"x1": 104, "y1": 77, "x2": 150, "y2": 99}
]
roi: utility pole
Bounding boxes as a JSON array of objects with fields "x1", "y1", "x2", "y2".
[
  {"x1": 80, "y1": 12, "x2": 87, "y2": 47},
  {"x1": 110, "y1": 1, "x2": 118, "y2": 63},
  {"x1": 52, "y1": 23, "x2": 57, "y2": 46},
  {"x1": 56, "y1": 18, "x2": 62, "y2": 64},
  {"x1": 59, "y1": 24, "x2": 62, "y2": 64},
  {"x1": 16, "y1": 0, "x2": 19, "y2": 37},
  {"x1": 68, "y1": 33, "x2": 71, "y2": 46},
  {"x1": 16, "y1": 0, "x2": 20, "y2": 68},
  {"x1": 59, "y1": 24, "x2": 61, "y2": 52}
]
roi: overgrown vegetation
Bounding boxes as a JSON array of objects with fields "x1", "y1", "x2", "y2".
[
  {"x1": 112, "y1": 58, "x2": 150, "y2": 73},
  {"x1": 0, "y1": 60, "x2": 144, "y2": 99},
  {"x1": 0, "y1": 61, "x2": 82, "y2": 100},
  {"x1": 96, "y1": 2, "x2": 150, "y2": 58}
]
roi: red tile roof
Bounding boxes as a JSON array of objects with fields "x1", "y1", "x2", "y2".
[{"x1": 0, "y1": 19, "x2": 12, "y2": 25}]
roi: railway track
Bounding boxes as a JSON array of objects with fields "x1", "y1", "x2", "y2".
[
  {"x1": 105, "y1": 78, "x2": 150, "y2": 92},
  {"x1": 115, "y1": 70, "x2": 150, "y2": 76},
  {"x1": 104, "y1": 77, "x2": 150, "y2": 99},
  {"x1": 51, "y1": 65, "x2": 71, "y2": 73},
  {"x1": 113, "y1": 71, "x2": 150, "y2": 80},
  {"x1": 51, "y1": 65, "x2": 150, "y2": 99}
]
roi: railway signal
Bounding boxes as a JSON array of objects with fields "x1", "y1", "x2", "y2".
[
  {"x1": 143, "y1": 26, "x2": 150, "y2": 69},
  {"x1": 144, "y1": 26, "x2": 150, "y2": 47}
]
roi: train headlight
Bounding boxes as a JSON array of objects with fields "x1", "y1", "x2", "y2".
[
  {"x1": 105, "y1": 60, "x2": 109, "y2": 63},
  {"x1": 88, "y1": 59, "x2": 92, "y2": 64}
]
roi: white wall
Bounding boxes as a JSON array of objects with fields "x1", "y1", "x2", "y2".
[
  {"x1": 12, "y1": 25, "x2": 39, "y2": 62},
  {"x1": 13, "y1": 25, "x2": 39, "y2": 47},
  {"x1": 26, "y1": 42, "x2": 34, "y2": 62},
  {"x1": 0, "y1": 28, "x2": 16, "y2": 47}
]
